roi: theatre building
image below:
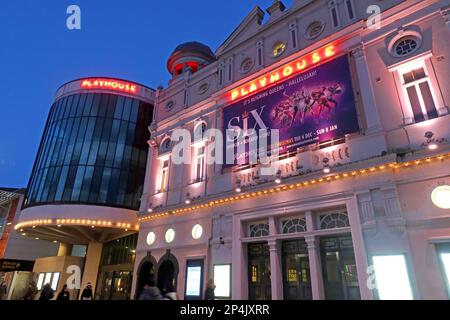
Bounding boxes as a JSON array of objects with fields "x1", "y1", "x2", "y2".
[
  {"x1": 133, "y1": 0, "x2": 450, "y2": 300},
  {"x1": 15, "y1": 78, "x2": 155, "y2": 299}
]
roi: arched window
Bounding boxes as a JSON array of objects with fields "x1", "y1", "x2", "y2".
[
  {"x1": 319, "y1": 212, "x2": 350, "y2": 230},
  {"x1": 249, "y1": 223, "x2": 269, "y2": 237},
  {"x1": 194, "y1": 122, "x2": 207, "y2": 140},
  {"x1": 160, "y1": 138, "x2": 171, "y2": 153},
  {"x1": 281, "y1": 217, "x2": 307, "y2": 234}
]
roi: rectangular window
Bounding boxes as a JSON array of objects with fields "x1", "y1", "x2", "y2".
[
  {"x1": 195, "y1": 146, "x2": 206, "y2": 182},
  {"x1": 372, "y1": 255, "x2": 414, "y2": 300},
  {"x1": 159, "y1": 159, "x2": 169, "y2": 192},
  {"x1": 345, "y1": 0, "x2": 355, "y2": 21},
  {"x1": 329, "y1": 3, "x2": 340, "y2": 29},
  {"x1": 290, "y1": 28, "x2": 298, "y2": 49},
  {"x1": 257, "y1": 46, "x2": 263, "y2": 67},
  {"x1": 436, "y1": 243, "x2": 450, "y2": 298},
  {"x1": 218, "y1": 67, "x2": 223, "y2": 87},
  {"x1": 401, "y1": 66, "x2": 438, "y2": 123},
  {"x1": 213, "y1": 264, "x2": 231, "y2": 298},
  {"x1": 227, "y1": 63, "x2": 232, "y2": 82}
]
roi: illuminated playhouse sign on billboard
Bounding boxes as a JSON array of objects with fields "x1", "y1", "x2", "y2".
[
  {"x1": 228, "y1": 44, "x2": 336, "y2": 102},
  {"x1": 223, "y1": 53, "x2": 360, "y2": 166},
  {"x1": 80, "y1": 78, "x2": 138, "y2": 94}
]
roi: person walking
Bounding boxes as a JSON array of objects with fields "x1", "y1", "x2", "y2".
[
  {"x1": 163, "y1": 283, "x2": 177, "y2": 300},
  {"x1": 56, "y1": 284, "x2": 70, "y2": 301},
  {"x1": 23, "y1": 281, "x2": 37, "y2": 300},
  {"x1": 80, "y1": 282, "x2": 93, "y2": 300},
  {"x1": 138, "y1": 276, "x2": 163, "y2": 300},
  {"x1": 204, "y1": 279, "x2": 216, "y2": 300},
  {"x1": 39, "y1": 283, "x2": 54, "y2": 301}
]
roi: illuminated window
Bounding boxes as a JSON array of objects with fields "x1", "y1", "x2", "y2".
[
  {"x1": 372, "y1": 255, "x2": 414, "y2": 300},
  {"x1": 51, "y1": 273, "x2": 60, "y2": 291},
  {"x1": 165, "y1": 228, "x2": 175, "y2": 243},
  {"x1": 399, "y1": 62, "x2": 438, "y2": 123},
  {"x1": 328, "y1": 0, "x2": 341, "y2": 29},
  {"x1": 192, "y1": 224, "x2": 203, "y2": 240},
  {"x1": 146, "y1": 231, "x2": 156, "y2": 246},
  {"x1": 36, "y1": 273, "x2": 45, "y2": 290},
  {"x1": 194, "y1": 146, "x2": 206, "y2": 182},
  {"x1": 437, "y1": 244, "x2": 450, "y2": 297},
  {"x1": 272, "y1": 42, "x2": 286, "y2": 58},
  {"x1": 159, "y1": 159, "x2": 169, "y2": 192},
  {"x1": 431, "y1": 185, "x2": 450, "y2": 209},
  {"x1": 213, "y1": 264, "x2": 231, "y2": 298}
]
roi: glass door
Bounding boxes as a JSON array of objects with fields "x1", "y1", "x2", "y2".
[
  {"x1": 248, "y1": 243, "x2": 271, "y2": 300},
  {"x1": 320, "y1": 235, "x2": 360, "y2": 300},
  {"x1": 282, "y1": 239, "x2": 312, "y2": 300}
]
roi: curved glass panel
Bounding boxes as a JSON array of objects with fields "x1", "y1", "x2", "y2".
[{"x1": 24, "y1": 93, "x2": 153, "y2": 210}]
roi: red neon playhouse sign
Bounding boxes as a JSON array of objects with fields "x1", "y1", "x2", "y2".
[
  {"x1": 81, "y1": 78, "x2": 138, "y2": 93},
  {"x1": 229, "y1": 44, "x2": 337, "y2": 101}
]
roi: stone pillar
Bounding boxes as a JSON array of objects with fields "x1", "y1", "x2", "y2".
[
  {"x1": 139, "y1": 143, "x2": 155, "y2": 213},
  {"x1": 57, "y1": 243, "x2": 73, "y2": 257},
  {"x1": 79, "y1": 242, "x2": 102, "y2": 299},
  {"x1": 350, "y1": 46, "x2": 383, "y2": 134},
  {"x1": 268, "y1": 239, "x2": 283, "y2": 300},
  {"x1": 305, "y1": 235, "x2": 325, "y2": 300},
  {"x1": 347, "y1": 198, "x2": 373, "y2": 300},
  {"x1": 231, "y1": 215, "x2": 246, "y2": 299}
]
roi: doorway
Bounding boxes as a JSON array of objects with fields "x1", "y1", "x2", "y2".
[
  {"x1": 135, "y1": 256, "x2": 156, "y2": 299},
  {"x1": 248, "y1": 243, "x2": 271, "y2": 300},
  {"x1": 282, "y1": 239, "x2": 312, "y2": 300},
  {"x1": 320, "y1": 235, "x2": 360, "y2": 300},
  {"x1": 156, "y1": 252, "x2": 179, "y2": 296}
]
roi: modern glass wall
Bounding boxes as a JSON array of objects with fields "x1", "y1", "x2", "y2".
[{"x1": 24, "y1": 92, "x2": 153, "y2": 210}]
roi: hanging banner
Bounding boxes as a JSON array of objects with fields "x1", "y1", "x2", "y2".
[{"x1": 223, "y1": 55, "x2": 359, "y2": 166}]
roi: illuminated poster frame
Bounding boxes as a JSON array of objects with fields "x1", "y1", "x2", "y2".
[
  {"x1": 184, "y1": 259, "x2": 204, "y2": 300},
  {"x1": 213, "y1": 264, "x2": 232, "y2": 299}
]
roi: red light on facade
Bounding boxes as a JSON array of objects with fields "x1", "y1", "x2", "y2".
[
  {"x1": 229, "y1": 44, "x2": 337, "y2": 101},
  {"x1": 81, "y1": 78, "x2": 138, "y2": 94}
]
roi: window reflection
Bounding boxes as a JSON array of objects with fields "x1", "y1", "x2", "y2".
[{"x1": 24, "y1": 93, "x2": 153, "y2": 210}]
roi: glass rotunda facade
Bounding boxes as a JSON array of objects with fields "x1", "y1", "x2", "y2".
[{"x1": 24, "y1": 78, "x2": 154, "y2": 211}]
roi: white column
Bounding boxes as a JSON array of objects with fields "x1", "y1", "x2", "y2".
[
  {"x1": 268, "y1": 216, "x2": 283, "y2": 300},
  {"x1": 139, "y1": 143, "x2": 155, "y2": 213},
  {"x1": 231, "y1": 215, "x2": 246, "y2": 299},
  {"x1": 305, "y1": 235, "x2": 325, "y2": 300},
  {"x1": 305, "y1": 211, "x2": 325, "y2": 300},
  {"x1": 350, "y1": 46, "x2": 383, "y2": 133},
  {"x1": 347, "y1": 197, "x2": 374, "y2": 300}
]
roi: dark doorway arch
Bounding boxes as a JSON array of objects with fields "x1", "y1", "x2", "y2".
[
  {"x1": 135, "y1": 253, "x2": 157, "y2": 299},
  {"x1": 156, "y1": 251, "x2": 179, "y2": 295}
]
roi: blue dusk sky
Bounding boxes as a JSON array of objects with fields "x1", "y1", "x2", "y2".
[{"x1": 0, "y1": 0, "x2": 294, "y2": 188}]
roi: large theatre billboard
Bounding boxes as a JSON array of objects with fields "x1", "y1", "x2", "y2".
[{"x1": 223, "y1": 55, "x2": 360, "y2": 166}]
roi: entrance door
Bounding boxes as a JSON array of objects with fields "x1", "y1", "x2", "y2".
[
  {"x1": 320, "y1": 235, "x2": 360, "y2": 300},
  {"x1": 248, "y1": 243, "x2": 271, "y2": 300},
  {"x1": 282, "y1": 239, "x2": 312, "y2": 300}
]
